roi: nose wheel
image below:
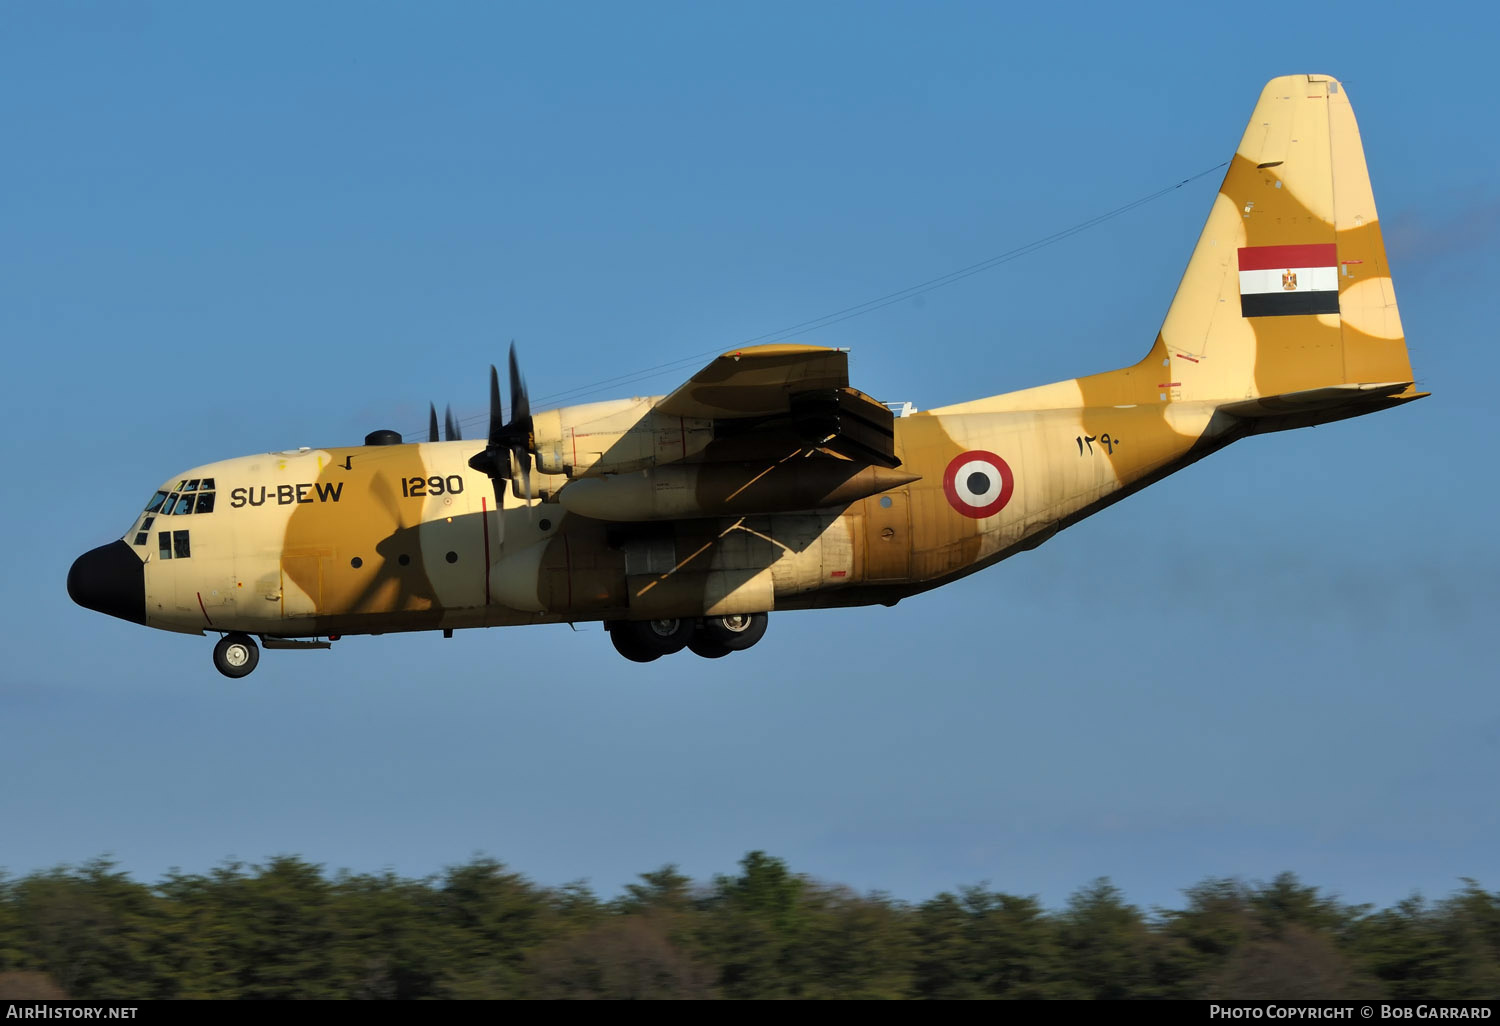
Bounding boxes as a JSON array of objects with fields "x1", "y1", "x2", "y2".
[{"x1": 212, "y1": 633, "x2": 260, "y2": 679}]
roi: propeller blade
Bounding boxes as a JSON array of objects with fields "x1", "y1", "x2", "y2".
[
  {"x1": 508, "y1": 344, "x2": 530, "y2": 426},
  {"x1": 445, "y1": 405, "x2": 461, "y2": 442},
  {"x1": 488, "y1": 364, "x2": 505, "y2": 446},
  {"x1": 428, "y1": 403, "x2": 440, "y2": 443},
  {"x1": 515, "y1": 447, "x2": 533, "y2": 508}
]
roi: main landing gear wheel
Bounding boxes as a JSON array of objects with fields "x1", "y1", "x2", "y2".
[
  {"x1": 609, "y1": 625, "x2": 660, "y2": 663},
  {"x1": 212, "y1": 633, "x2": 260, "y2": 679},
  {"x1": 698, "y1": 612, "x2": 768, "y2": 653},
  {"x1": 608, "y1": 619, "x2": 693, "y2": 663},
  {"x1": 687, "y1": 632, "x2": 733, "y2": 659}
]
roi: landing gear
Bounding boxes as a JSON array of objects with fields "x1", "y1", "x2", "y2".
[
  {"x1": 687, "y1": 633, "x2": 733, "y2": 659},
  {"x1": 606, "y1": 613, "x2": 769, "y2": 662},
  {"x1": 608, "y1": 619, "x2": 694, "y2": 663},
  {"x1": 698, "y1": 613, "x2": 768, "y2": 653},
  {"x1": 212, "y1": 632, "x2": 260, "y2": 679}
]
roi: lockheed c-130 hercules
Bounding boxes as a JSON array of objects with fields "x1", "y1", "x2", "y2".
[{"x1": 68, "y1": 75, "x2": 1423, "y2": 677}]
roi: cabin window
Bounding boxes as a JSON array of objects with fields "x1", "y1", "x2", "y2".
[{"x1": 159, "y1": 530, "x2": 191, "y2": 559}]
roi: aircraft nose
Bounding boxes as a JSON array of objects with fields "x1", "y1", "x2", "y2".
[{"x1": 67, "y1": 541, "x2": 146, "y2": 625}]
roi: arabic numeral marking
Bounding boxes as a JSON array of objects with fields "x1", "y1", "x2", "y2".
[{"x1": 1076, "y1": 434, "x2": 1120, "y2": 456}]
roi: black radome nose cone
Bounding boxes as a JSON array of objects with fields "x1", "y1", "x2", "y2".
[{"x1": 68, "y1": 541, "x2": 146, "y2": 625}]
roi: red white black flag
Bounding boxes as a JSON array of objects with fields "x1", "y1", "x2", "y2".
[{"x1": 1238, "y1": 244, "x2": 1340, "y2": 317}]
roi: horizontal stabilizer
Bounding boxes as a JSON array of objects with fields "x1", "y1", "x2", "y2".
[
  {"x1": 1218, "y1": 381, "x2": 1413, "y2": 418},
  {"x1": 1217, "y1": 381, "x2": 1426, "y2": 432}
]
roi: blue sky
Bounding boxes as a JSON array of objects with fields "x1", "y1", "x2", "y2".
[{"x1": 3, "y1": 2, "x2": 1496, "y2": 913}]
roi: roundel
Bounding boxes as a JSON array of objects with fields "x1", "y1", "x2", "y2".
[{"x1": 942, "y1": 450, "x2": 1014, "y2": 519}]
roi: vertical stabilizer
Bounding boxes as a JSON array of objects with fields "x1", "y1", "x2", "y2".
[{"x1": 1151, "y1": 74, "x2": 1415, "y2": 406}]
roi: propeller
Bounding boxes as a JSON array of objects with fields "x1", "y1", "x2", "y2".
[
  {"x1": 428, "y1": 403, "x2": 464, "y2": 442},
  {"x1": 468, "y1": 342, "x2": 535, "y2": 511}
]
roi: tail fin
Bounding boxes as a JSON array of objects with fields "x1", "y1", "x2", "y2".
[{"x1": 1149, "y1": 73, "x2": 1421, "y2": 413}]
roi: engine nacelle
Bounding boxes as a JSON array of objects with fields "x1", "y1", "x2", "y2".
[{"x1": 531, "y1": 398, "x2": 715, "y2": 478}]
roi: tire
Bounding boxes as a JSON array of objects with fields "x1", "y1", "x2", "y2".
[
  {"x1": 687, "y1": 631, "x2": 733, "y2": 659},
  {"x1": 213, "y1": 633, "x2": 260, "y2": 679},
  {"x1": 609, "y1": 624, "x2": 661, "y2": 663},
  {"x1": 638, "y1": 618, "x2": 692, "y2": 655},
  {"x1": 699, "y1": 612, "x2": 768, "y2": 652},
  {"x1": 607, "y1": 619, "x2": 692, "y2": 661}
]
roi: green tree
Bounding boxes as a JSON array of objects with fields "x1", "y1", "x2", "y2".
[
  {"x1": 196, "y1": 856, "x2": 340, "y2": 999},
  {"x1": 910, "y1": 887, "x2": 1064, "y2": 999},
  {"x1": 1056, "y1": 878, "x2": 1159, "y2": 998},
  {"x1": 700, "y1": 851, "x2": 809, "y2": 998},
  {"x1": 7, "y1": 858, "x2": 166, "y2": 999},
  {"x1": 434, "y1": 856, "x2": 556, "y2": 998},
  {"x1": 528, "y1": 916, "x2": 716, "y2": 999}
]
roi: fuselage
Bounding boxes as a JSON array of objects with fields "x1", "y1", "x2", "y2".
[{"x1": 69, "y1": 391, "x2": 1232, "y2": 640}]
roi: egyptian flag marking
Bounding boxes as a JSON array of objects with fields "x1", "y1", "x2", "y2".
[{"x1": 1238, "y1": 243, "x2": 1340, "y2": 317}]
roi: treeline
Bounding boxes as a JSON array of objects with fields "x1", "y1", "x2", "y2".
[{"x1": 0, "y1": 853, "x2": 1496, "y2": 999}]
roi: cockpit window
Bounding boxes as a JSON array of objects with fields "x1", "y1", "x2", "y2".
[
  {"x1": 149, "y1": 479, "x2": 219, "y2": 516},
  {"x1": 155, "y1": 479, "x2": 218, "y2": 515},
  {"x1": 159, "y1": 532, "x2": 172, "y2": 560}
]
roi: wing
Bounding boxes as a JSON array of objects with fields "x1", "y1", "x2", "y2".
[{"x1": 656, "y1": 344, "x2": 901, "y2": 468}]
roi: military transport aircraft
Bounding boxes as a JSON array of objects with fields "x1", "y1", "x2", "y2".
[{"x1": 68, "y1": 75, "x2": 1423, "y2": 677}]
